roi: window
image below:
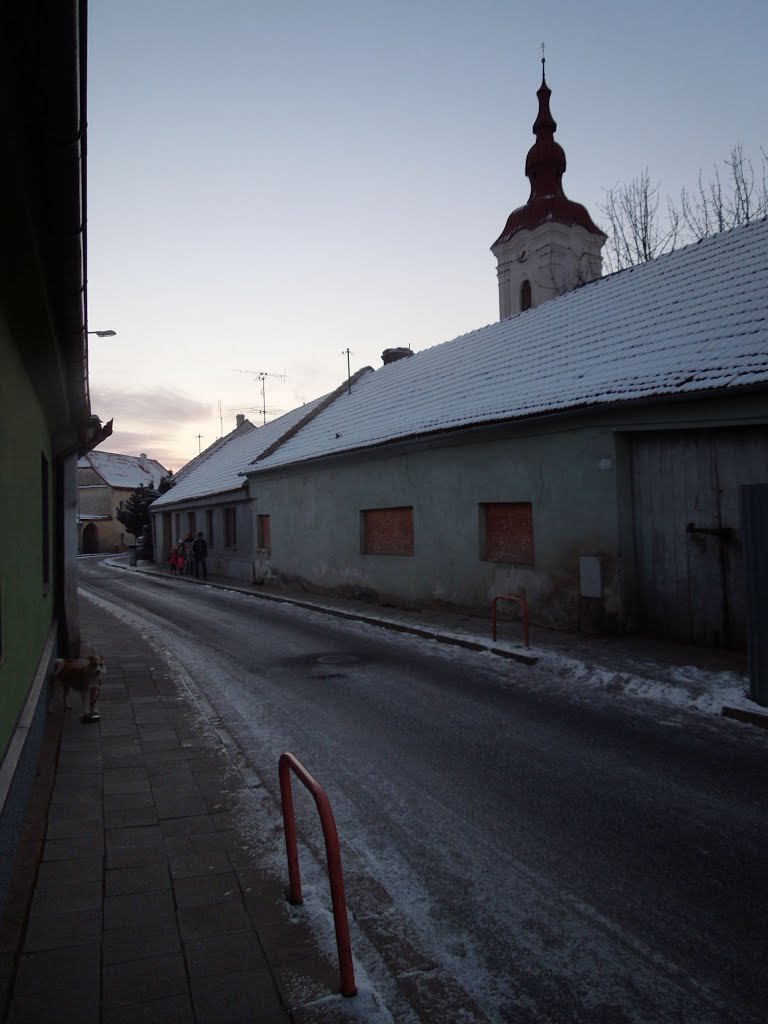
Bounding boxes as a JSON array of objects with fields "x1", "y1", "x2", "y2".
[
  {"x1": 175, "y1": 513, "x2": 181, "y2": 541},
  {"x1": 187, "y1": 511, "x2": 194, "y2": 535},
  {"x1": 224, "y1": 507, "x2": 237, "y2": 548},
  {"x1": 362, "y1": 506, "x2": 414, "y2": 556},
  {"x1": 41, "y1": 453, "x2": 50, "y2": 591},
  {"x1": 206, "y1": 509, "x2": 214, "y2": 548},
  {"x1": 258, "y1": 514, "x2": 271, "y2": 550},
  {"x1": 481, "y1": 502, "x2": 534, "y2": 564},
  {"x1": 520, "y1": 279, "x2": 532, "y2": 311}
]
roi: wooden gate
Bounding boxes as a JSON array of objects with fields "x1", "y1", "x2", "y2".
[{"x1": 630, "y1": 427, "x2": 768, "y2": 648}]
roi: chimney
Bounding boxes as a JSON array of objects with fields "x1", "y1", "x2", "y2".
[
  {"x1": 139, "y1": 453, "x2": 147, "y2": 469},
  {"x1": 381, "y1": 347, "x2": 413, "y2": 366},
  {"x1": 236, "y1": 414, "x2": 245, "y2": 428}
]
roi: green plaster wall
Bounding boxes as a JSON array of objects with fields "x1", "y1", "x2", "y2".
[
  {"x1": 250, "y1": 422, "x2": 621, "y2": 629},
  {"x1": 0, "y1": 326, "x2": 56, "y2": 757},
  {"x1": 248, "y1": 393, "x2": 768, "y2": 632}
]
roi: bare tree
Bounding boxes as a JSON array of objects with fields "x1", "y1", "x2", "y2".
[
  {"x1": 600, "y1": 146, "x2": 767, "y2": 271},
  {"x1": 600, "y1": 169, "x2": 682, "y2": 272},
  {"x1": 679, "y1": 144, "x2": 768, "y2": 240}
]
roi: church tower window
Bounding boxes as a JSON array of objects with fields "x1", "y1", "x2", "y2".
[{"x1": 520, "y1": 280, "x2": 532, "y2": 311}]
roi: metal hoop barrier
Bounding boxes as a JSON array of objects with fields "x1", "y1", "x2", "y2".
[
  {"x1": 491, "y1": 593, "x2": 530, "y2": 648},
  {"x1": 278, "y1": 752, "x2": 357, "y2": 997}
]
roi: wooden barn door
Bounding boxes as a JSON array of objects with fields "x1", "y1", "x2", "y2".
[{"x1": 630, "y1": 427, "x2": 768, "y2": 648}]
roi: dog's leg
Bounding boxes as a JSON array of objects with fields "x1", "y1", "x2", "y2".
[
  {"x1": 89, "y1": 685, "x2": 100, "y2": 717},
  {"x1": 63, "y1": 684, "x2": 72, "y2": 710}
]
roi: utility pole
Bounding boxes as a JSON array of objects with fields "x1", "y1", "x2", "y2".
[
  {"x1": 342, "y1": 348, "x2": 352, "y2": 394},
  {"x1": 196, "y1": 434, "x2": 203, "y2": 454}
]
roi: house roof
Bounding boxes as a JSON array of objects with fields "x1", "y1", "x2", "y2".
[
  {"x1": 78, "y1": 451, "x2": 168, "y2": 489},
  {"x1": 171, "y1": 418, "x2": 255, "y2": 486},
  {"x1": 152, "y1": 396, "x2": 330, "y2": 507},
  {"x1": 249, "y1": 218, "x2": 768, "y2": 474}
]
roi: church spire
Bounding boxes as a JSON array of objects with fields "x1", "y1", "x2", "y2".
[
  {"x1": 525, "y1": 57, "x2": 567, "y2": 201},
  {"x1": 490, "y1": 61, "x2": 606, "y2": 320}
]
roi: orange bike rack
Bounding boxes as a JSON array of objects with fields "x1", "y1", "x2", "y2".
[
  {"x1": 278, "y1": 752, "x2": 357, "y2": 997},
  {"x1": 491, "y1": 593, "x2": 530, "y2": 648}
]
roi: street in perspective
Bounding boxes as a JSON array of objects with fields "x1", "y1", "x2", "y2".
[
  {"x1": 5, "y1": 4, "x2": 768, "y2": 1023},
  {"x1": 44, "y1": 555, "x2": 768, "y2": 1023}
]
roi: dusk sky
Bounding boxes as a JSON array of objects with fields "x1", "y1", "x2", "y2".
[{"x1": 86, "y1": 0, "x2": 768, "y2": 471}]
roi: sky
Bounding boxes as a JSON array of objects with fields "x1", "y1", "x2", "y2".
[{"x1": 86, "y1": 0, "x2": 768, "y2": 472}]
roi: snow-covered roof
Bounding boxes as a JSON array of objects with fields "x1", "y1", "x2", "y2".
[
  {"x1": 152, "y1": 396, "x2": 329, "y2": 506},
  {"x1": 249, "y1": 219, "x2": 768, "y2": 473},
  {"x1": 78, "y1": 450, "x2": 168, "y2": 489}
]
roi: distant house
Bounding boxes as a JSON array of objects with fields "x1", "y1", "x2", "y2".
[
  {"x1": 0, "y1": 1, "x2": 111, "y2": 912},
  {"x1": 78, "y1": 450, "x2": 168, "y2": 553},
  {"x1": 150, "y1": 393, "x2": 359, "y2": 581}
]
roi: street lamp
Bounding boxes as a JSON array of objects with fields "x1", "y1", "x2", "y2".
[{"x1": 87, "y1": 329, "x2": 117, "y2": 337}]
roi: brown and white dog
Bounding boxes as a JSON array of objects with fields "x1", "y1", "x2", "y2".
[{"x1": 48, "y1": 655, "x2": 106, "y2": 717}]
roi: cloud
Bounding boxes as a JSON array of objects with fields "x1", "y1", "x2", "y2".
[{"x1": 91, "y1": 387, "x2": 210, "y2": 426}]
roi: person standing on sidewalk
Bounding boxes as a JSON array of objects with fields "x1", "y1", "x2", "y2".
[
  {"x1": 180, "y1": 533, "x2": 194, "y2": 574},
  {"x1": 167, "y1": 541, "x2": 179, "y2": 574},
  {"x1": 192, "y1": 531, "x2": 208, "y2": 579}
]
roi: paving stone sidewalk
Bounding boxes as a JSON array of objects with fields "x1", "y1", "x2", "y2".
[{"x1": 0, "y1": 598, "x2": 353, "y2": 1024}]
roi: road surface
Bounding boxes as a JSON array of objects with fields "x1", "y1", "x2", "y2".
[{"x1": 79, "y1": 557, "x2": 768, "y2": 1024}]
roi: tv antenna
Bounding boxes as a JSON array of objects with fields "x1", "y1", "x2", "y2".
[{"x1": 233, "y1": 369, "x2": 287, "y2": 425}]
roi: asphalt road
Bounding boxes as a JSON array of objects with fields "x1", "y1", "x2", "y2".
[{"x1": 79, "y1": 557, "x2": 768, "y2": 1024}]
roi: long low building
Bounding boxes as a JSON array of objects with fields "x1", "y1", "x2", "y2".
[
  {"x1": 152, "y1": 218, "x2": 768, "y2": 648},
  {"x1": 241, "y1": 219, "x2": 768, "y2": 648},
  {"x1": 152, "y1": 70, "x2": 768, "y2": 649}
]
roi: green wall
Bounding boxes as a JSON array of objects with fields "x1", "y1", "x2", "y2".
[{"x1": 0, "y1": 324, "x2": 56, "y2": 757}]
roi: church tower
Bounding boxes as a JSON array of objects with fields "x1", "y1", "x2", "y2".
[{"x1": 491, "y1": 61, "x2": 606, "y2": 319}]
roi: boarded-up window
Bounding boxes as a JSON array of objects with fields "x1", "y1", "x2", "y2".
[
  {"x1": 482, "y1": 502, "x2": 534, "y2": 564},
  {"x1": 224, "y1": 507, "x2": 237, "y2": 548},
  {"x1": 258, "y1": 514, "x2": 271, "y2": 550},
  {"x1": 362, "y1": 507, "x2": 414, "y2": 556}
]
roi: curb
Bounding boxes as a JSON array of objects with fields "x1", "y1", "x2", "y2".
[{"x1": 721, "y1": 705, "x2": 768, "y2": 730}]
